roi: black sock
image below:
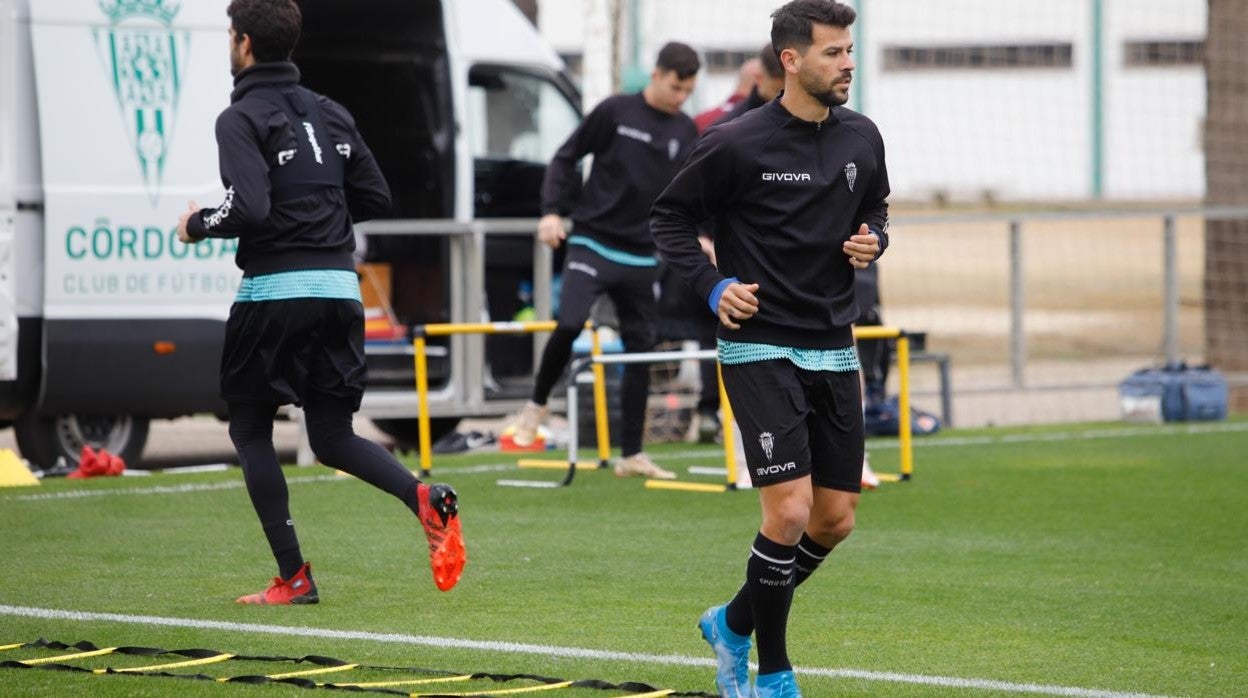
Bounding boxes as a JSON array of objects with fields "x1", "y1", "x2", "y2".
[
  {"x1": 724, "y1": 532, "x2": 832, "y2": 637},
  {"x1": 794, "y1": 532, "x2": 832, "y2": 586},
  {"x1": 746, "y1": 532, "x2": 796, "y2": 675},
  {"x1": 265, "y1": 520, "x2": 305, "y2": 580}
]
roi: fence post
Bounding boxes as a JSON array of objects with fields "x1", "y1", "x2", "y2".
[
  {"x1": 1010, "y1": 219, "x2": 1026, "y2": 388},
  {"x1": 1163, "y1": 214, "x2": 1179, "y2": 365}
]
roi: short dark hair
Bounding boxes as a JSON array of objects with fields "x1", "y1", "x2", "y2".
[
  {"x1": 655, "y1": 42, "x2": 701, "y2": 80},
  {"x1": 770, "y1": 0, "x2": 856, "y2": 61},
  {"x1": 227, "y1": 0, "x2": 302, "y2": 63},
  {"x1": 759, "y1": 42, "x2": 784, "y2": 78}
]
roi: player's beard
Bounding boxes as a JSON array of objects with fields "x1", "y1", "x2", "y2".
[
  {"x1": 800, "y1": 68, "x2": 851, "y2": 107},
  {"x1": 230, "y1": 43, "x2": 244, "y2": 76}
]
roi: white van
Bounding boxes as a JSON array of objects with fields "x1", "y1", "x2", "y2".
[{"x1": 0, "y1": 0, "x2": 583, "y2": 467}]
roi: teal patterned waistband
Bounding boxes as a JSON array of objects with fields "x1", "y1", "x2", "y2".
[
  {"x1": 567, "y1": 235, "x2": 658, "y2": 267},
  {"x1": 235, "y1": 269, "x2": 361, "y2": 303},
  {"x1": 718, "y1": 339, "x2": 861, "y2": 372}
]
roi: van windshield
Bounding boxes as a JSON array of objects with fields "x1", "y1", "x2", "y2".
[{"x1": 467, "y1": 67, "x2": 581, "y2": 164}]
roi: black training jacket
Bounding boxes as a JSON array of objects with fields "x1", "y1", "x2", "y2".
[
  {"x1": 187, "y1": 62, "x2": 391, "y2": 276},
  {"x1": 651, "y1": 98, "x2": 890, "y2": 350},
  {"x1": 541, "y1": 93, "x2": 697, "y2": 256}
]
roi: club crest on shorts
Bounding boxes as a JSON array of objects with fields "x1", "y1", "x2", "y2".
[
  {"x1": 844, "y1": 162, "x2": 857, "y2": 192},
  {"x1": 759, "y1": 431, "x2": 774, "y2": 461}
]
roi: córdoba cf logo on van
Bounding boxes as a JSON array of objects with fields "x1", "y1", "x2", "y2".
[{"x1": 95, "y1": 0, "x2": 189, "y2": 206}]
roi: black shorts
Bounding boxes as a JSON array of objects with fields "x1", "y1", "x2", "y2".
[
  {"x1": 220, "y1": 298, "x2": 367, "y2": 408},
  {"x1": 722, "y1": 359, "x2": 864, "y2": 491}
]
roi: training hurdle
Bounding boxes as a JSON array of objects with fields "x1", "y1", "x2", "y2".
[
  {"x1": 412, "y1": 320, "x2": 608, "y2": 485},
  {"x1": 564, "y1": 349, "x2": 742, "y2": 493},
  {"x1": 562, "y1": 326, "x2": 916, "y2": 490}
]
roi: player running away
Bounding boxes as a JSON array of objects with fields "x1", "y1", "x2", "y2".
[{"x1": 177, "y1": 0, "x2": 465, "y2": 603}]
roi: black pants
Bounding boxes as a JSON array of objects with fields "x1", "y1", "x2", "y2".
[
  {"x1": 532, "y1": 244, "x2": 658, "y2": 456},
  {"x1": 223, "y1": 296, "x2": 419, "y2": 576}
]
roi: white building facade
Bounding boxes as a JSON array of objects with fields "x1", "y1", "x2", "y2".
[{"x1": 537, "y1": 0, "x2": 1207, "y2": 202}]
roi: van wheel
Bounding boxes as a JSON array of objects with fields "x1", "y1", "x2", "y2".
[
  {"x1": 14, "y1": 412, "x2": 150, "y2": 471},
  {"x1": 371, "y1": 418, "x2": 461, "y2": 452}
]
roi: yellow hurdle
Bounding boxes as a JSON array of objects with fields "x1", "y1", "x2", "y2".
[{"x1": 413, "y1": 320, "x2": 600, "y2": 478}]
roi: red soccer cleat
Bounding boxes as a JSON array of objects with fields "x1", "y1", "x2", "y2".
[
  {"x1": 236, "y1": 562, "x2": 319, "y2": 605},
  {"x1": 416, "y1": 483, "x2": 466, "y2": 591}
]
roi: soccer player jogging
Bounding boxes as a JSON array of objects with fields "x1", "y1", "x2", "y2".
[
  {"x1": 510, "y1": 43, "x2": 701, "y2": 479},
  {"x1": 176, "y1": 0, "x2": 465, "y2": 604},
  {"x1": 651, "y1": 2, "x2": 889, "y2": 695}
]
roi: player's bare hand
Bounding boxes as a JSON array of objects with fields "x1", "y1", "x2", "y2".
[
  {"x1": 176, "y1": 200, "x2": 202, "y2": 244},
  {"x1": 537, "y1": 214, "x2": 567, "y2": 249},
  {"x1": 843, "y1": 223, "x2": 878, "y2": 269},
  {"x1": 718, "y1": 282, "x2": 760, "y2": 330}
]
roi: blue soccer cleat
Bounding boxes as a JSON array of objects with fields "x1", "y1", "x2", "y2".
[
  {"x1": 752, "y1": 669, "x2": 801, "y2": 697},
  {"x1": 698, "y1": 605, "x2": 752, "y2": 698}
]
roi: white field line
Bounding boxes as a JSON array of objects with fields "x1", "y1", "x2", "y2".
[
  {"x1": 5, "y1": 463, "x2": 520, "y2": 503},
  {"x1": 0, "y1": 604, "x2": 1170, "y2": 698},
  {"x1": 4, "y1": 475, "x2": 345, "y2": 502},
  {"x1": 658, "y1": 421, "x2": 1248, "y2": 460}
]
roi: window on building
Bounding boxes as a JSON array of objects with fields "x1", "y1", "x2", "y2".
[
  {"x1": 883, "y1": 43, "x2": 1074, "y2": 71},
  {"x1": 1124, "y1": 40, "x2": 1203, "y2": 67},
  {"x1": 703, "y1": 49, "x2": 754, "y2": 74}
]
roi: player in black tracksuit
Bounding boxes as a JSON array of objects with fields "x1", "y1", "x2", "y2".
[
  {"x1": 177, "y1": 0, "x2": 464, "y2": 603},
  {"x1": 651, "y1": 2, "x2": 888, "y2": 695},
  {"x1": 509, "y1": 43, "x2": 700, "y2": 480}
]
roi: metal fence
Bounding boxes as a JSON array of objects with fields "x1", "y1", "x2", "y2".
[{"x1": 359, "y1": 206, "x2": 1248, "y2": 427}]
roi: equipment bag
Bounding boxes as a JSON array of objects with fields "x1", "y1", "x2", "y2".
[{"x1": 1118, "y1": 363, "x2": 1227, "y2": 423}]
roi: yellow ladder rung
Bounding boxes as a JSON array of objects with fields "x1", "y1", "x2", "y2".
[
  {"x1": 265, "y1": 663, "x2": 358, "y2": 679},
  {"x1": 20, "y1": 647, "x2": 117, "y2": 665},
  {"x1": 330, "y1": 675, "x2": 473, "y2": 688},
  {"x1": 0, "y1": 643, "x2": 25, "y2": 652},
  {"x1": 102, "y1": 653, "x2": 234, "y2": 674},
  {"x1": 415, "y1": 681, "x2": 575, "y2": 696},
  {"x1": 628, "y1": 691, "x2": 675, "y2": 697},
  {"x1": 875, "y1": 472, "x2": 903, "y2": 483}
]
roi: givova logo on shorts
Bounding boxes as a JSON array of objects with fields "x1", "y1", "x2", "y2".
[
  {"x1": 756, "y1": 462, "x2": 797, "y2": 477},
  {"x1": 96, "y1": 0, "x2": 190, "y2": 206}
]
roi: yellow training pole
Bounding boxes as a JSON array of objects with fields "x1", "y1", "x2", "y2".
[
  {"x1": 414, "y1": 332, "x2": 433, "y2": 477},
  {"x1": 590, "y1": 326, "x2": 611, "y2": 467},
  {"x1": 896, "y1": 333, "x2": 913, "y2": 479},
  {"x1": 717, "y1": 362, "x2": 738, "y2": 488}
]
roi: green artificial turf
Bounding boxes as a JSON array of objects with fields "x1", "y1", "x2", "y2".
[{"x1": 1, "y1": 418, "x2": 1245, "y2": 696}]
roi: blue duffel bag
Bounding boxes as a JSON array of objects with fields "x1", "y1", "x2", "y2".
[{"x1": 1118, "y1": 363, "x2": 1228, "y2": 423}]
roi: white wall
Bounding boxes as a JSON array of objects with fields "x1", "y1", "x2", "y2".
[{"x1": 536, "y1": 0, "x2": 1207, "y2": 202}]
